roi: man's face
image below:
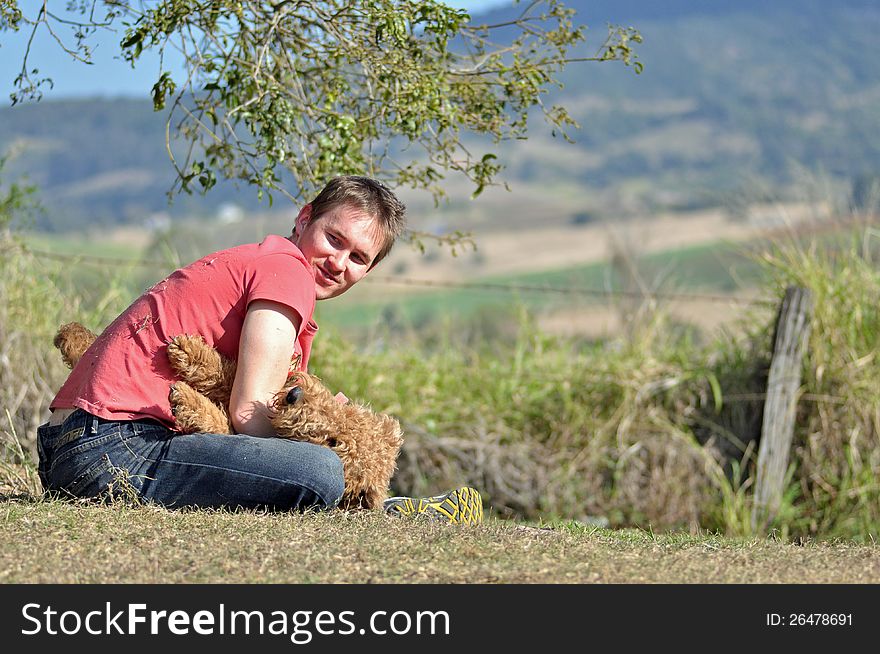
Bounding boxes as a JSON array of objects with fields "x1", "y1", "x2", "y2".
[{"x1": 291, "y1": 202, "x2": 384, "y2": 300}]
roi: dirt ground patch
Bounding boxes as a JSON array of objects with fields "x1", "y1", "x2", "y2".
[
  {"x1": 381, "y1": 199, "x2": 828, "y2": 284},
  {"x1": 536, "y1": 296, "x2": 771, "y2": 339}
]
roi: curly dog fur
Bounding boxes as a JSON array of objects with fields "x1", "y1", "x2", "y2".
[{"x1": 55, "y1": 322, "x2": 403, "y2": 510}]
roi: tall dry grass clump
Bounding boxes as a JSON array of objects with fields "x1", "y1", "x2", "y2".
[
  {"x1": 755, "y1": 221, "x2": 880, "y2": 537},
  {"x1": 0, "y1": 161, "x2": 131, "y2": 492},
  {"x1": 0, "y1": 232, "x2": 76, "y2": 489},
  {"x1": 1, "y1": 165, "x2": 69, "y2": 491},
  {"x1": 0, "y1": 237, "x2": 134, "y2": 435}
]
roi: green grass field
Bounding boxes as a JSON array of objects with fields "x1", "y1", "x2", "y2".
[{"x1": 315, "y1": 240, "x2": 767, "y2": 335}]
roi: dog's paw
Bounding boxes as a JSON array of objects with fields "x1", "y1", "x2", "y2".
[{"x1": 165, "y1": 337, "x2": 191, "y2": 372}]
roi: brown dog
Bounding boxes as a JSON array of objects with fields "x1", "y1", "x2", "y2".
[{"x1": 54, "y1": 322, "x2": 403, "y2": 510}]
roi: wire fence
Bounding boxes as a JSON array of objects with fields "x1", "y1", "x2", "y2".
[{"x1": 15, "y1": 244, "x2": 775, "y2": 308}]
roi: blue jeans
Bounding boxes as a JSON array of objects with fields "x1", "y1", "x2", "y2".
[{"x1": 36, "y1": 409, "x2": 345, "y2": 510}]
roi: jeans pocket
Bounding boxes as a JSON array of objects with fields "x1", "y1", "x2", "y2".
[
  {"x1": 50, "y1": 415, "x2": 119, "y2": 464},
  {"x1": 43, "y1": 414, "x2": 168, "y2": 501},
  {"x1": 63, "y1": 454, "x2": 115, "y2": 497},
  {"x1": 43, "y1": 413, "x2": 124, "y2": 499}
]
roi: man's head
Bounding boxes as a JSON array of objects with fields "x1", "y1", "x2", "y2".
[{"x1": 291, "y1": 176, "x2": 407, "y2": 300}]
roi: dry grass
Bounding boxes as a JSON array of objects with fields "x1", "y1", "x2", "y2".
[
  {"x1": 1, "y1": 497, "x2": 878, "y2": 584},
  {"x1": 0, "y1": 232, "x2": 130, "y2": 455},
  {"x1": 755, "y1": 224, "x2": 880, "y2": 536},
  {"x1": 0, "y1": 238, "x2": 73, "y2": 454}
]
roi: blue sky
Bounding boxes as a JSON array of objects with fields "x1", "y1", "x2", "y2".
[{"x1": 0, "y1": 1, "x2": 512, "y2": 100}]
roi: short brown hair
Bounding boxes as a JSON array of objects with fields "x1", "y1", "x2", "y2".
[{"x1": 308, "y1": 176, "x2": 406, "y2": 266}]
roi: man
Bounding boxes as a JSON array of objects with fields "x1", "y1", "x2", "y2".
[{"x1": 37, "y1": 175, "x2": 481, "y2": 524}]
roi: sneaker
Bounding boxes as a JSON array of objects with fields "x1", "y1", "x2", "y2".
[{"x1": 384, "y1": 486, "x2": 483, "y2": 525}]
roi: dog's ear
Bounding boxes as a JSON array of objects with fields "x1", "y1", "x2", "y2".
[{"x1": 285, "y1": 386, "x2": 303, "y2": 405}]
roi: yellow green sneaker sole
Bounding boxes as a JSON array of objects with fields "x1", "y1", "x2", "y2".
[{"x1": 384, "y1": 486, "x2": 483, "y2": 525}]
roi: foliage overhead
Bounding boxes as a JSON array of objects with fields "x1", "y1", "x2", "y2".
[{"x1": 2, "y1": 1, "x2": 641, "y2": 204}]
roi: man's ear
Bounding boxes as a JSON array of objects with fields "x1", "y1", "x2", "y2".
[{"x1": 293, "y1": 204, "x2": 312, "y2": 235}]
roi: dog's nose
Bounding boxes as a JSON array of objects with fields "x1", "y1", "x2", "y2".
[{"x1": 285, "y1": 387, "x2": 303, "y2": 405}]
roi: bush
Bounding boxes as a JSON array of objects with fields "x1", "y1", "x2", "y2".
[{"x1": 311, "y1": 312, "x2": 751, "y2": 531}]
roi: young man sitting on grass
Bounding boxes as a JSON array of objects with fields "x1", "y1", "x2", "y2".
[{"x1": 38, "y1": 175, "x2": 482, "y2": 525}]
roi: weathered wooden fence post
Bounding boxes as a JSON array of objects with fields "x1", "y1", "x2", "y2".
[{"x1": 752, "y1": 285, "x2": 813, "y2": 532}]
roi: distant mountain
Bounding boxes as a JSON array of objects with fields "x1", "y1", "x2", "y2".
[
  {"x1": 482, "y1": 0, "x2": 880, "y2": 211},
  {"x1": 480, "y1": 0, "x2": 880, "y2": 24},
  {"x1": 0, "y1": 98, "x2": 270, "y2": 230},
  {"x1": 2, "y1": 0, "x2": 879, "y2": 230}
]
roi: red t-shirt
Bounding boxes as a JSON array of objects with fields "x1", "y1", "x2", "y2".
[{"x1": 51, "y1": 235, "x2": 318, "y2": 428}]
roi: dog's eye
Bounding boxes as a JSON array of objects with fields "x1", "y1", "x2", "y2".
[{"x1": 285, "y1": 387, "x2": 303, "y2": 405}]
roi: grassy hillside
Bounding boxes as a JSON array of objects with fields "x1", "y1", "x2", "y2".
[{"x1": 494, "y1": 0, "x2": 880, "y2": 212}]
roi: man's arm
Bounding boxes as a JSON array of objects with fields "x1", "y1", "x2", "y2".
[{"x1": 229, "y1": 299, "x2": 302, "y2": 436}]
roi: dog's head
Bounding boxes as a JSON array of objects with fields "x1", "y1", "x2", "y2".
[
  {"x1": 269, "y1": 372, "x2": 341, "y2": 445},
  {"x1": 269, "y1": 371, "x2": 404, "y2": 511}
]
